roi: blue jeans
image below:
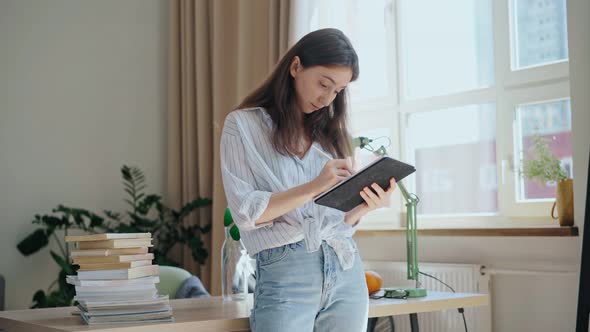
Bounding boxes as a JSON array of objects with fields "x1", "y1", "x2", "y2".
[{"x1": 250, "y1": 239, "x2": 368, "y2": 332}]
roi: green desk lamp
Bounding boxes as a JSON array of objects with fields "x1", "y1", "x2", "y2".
[{"x1": 352, "y1": 136, "x2": 427, "y2": 298}]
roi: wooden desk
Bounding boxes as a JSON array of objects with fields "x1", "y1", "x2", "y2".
[{"x1": 0, "y1": 291, "x2": 488, "y2": 332}]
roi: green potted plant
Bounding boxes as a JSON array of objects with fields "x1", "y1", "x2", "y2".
[
  {"x1": 521, "y1": 134, "x2": 573, "y2": 226},
  {"x1": 16, "y1": 165, "x2": 212, "y2": 308}
]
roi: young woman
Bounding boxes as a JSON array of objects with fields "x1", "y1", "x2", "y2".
[{"x1": 220, "y1": 28, "x2": 397, "y2": 332}]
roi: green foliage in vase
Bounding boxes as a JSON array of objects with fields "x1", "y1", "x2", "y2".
[
  {"x1": 521, "y1": 134, "x2": 568, "y2": 184},
  {"x1": 223, "y1": 208, "x2": 240, "y2": 241}
]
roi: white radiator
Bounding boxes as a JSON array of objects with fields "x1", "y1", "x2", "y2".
[{"x1": 363, "y1": 261, "x2": 492, "y2": 332}]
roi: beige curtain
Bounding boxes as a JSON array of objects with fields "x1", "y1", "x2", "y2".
[{"x1": 167, "y1": 0, "x2": 292, "y2": 295}]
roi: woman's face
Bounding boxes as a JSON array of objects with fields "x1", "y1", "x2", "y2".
[{"x1": 289, "y1": 57, "x2": 352, "y2": 115}]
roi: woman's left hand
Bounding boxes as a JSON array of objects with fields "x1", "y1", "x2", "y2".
[{"x1": 359, "y1": 177, "x2": 397, "y2": 212}]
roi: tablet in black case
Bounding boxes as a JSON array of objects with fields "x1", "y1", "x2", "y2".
[{"x1": 313, "y1": 157, "x2": 416, "y2": 212}]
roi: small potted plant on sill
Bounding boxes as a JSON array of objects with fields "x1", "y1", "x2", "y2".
[{"x1": 521, "y1": 134, "x2": 574, "y2": 226}]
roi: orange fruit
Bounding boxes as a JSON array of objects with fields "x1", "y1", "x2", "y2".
[{"x1": 364, "y1": 270, "x2": 383, "y2": 295}]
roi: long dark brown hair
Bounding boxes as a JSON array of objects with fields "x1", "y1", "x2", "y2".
[{"x1": 237, "y1": 28, "x2": 359, "y2": 159}]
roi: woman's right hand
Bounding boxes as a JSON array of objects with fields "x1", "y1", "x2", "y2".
[{"x1": 310, "y1": 158, "x2": 354, "y2": 195}]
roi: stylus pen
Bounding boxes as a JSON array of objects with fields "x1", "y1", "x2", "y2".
[
  {"x1": 312, "y1": 145, "x2": 355, "y2": 175},
  {"x1": 311, "y1": 144, "x2": 333, "y2": 160}
]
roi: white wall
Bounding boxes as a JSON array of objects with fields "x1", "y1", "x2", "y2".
[{"x1": 0, "y1": 0, "x2": 168, "y2": 309}]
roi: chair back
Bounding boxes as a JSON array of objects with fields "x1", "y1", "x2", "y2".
[{"x1": 157, "y1": 266, "x2": 191, "y2": 299}]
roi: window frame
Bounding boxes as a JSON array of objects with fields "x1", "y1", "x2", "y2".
[{"x1": 349, "y1": 0, "x2": 571, "y2": 230}]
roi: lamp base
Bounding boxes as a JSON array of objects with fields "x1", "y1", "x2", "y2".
[
  {"x1": 382, "y1": 287, "x2": 427, "y2": 298},
  {"x1": 405, "y1": 287, "x2": 427, "y2": 298}
]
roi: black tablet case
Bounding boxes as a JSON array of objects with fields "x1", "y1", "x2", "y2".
[{"x1": 313, "y1": 157, "x2": 416, "y2": 212}]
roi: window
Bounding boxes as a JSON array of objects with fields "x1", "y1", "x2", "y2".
[
  {"x1": 406, "y1": 103, "x2": 497, "y2": 215},
  {"x1": 400, "y1": 0, "x2": 494, "y2": 99},
  {"x1": 294, "y1": 0, "x2": 572, "y2": 228},
  {"x1": 510, "y1": 0, "x2": 569, "y2": 69}
]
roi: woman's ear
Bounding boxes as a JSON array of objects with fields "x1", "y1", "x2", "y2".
[{"x1": 289, "y1": 56, "x2": 301, "y2": 78}]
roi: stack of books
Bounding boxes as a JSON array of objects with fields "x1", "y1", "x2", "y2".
[{"x1": 65, "y1": 233, "x2": 174, "y2": 325}]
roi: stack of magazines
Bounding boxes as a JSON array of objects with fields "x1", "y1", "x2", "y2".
[{"x1": 65, "y1": 233, "x2": 173, "y2": 325}]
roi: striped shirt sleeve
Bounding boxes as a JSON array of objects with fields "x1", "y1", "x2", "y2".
[{"x1": 220, "y1": 113, "x2": 274, "y2": 231}]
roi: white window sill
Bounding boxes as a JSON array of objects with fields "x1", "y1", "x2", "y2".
[{"x1": 354, "y1": 225, "x2": 578, "y2": 237}]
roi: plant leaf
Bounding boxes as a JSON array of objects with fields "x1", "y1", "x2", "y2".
[
  {"x1": 123, "y1": 181, "x2": 134, "y2": 192},
  {"x1": 223, "y1": 208, "x2": 233, "y2": 227},
  {"x1": 40, "y1": 215, "x2": 67, "y2": 229},
  {"x1": 104, "y1": 210, "x2": 121, "y2": 220},
  {"x1": 200, "y1": 224, "x2": 212, "y2": 234},
  {"x1": 124, "y1": 188, "x2": 134, "y2": 197},
  {"x1": 31, "y1": 290, "x2": 48, "y2": 309},
  {"x1": 88, "y1": 214, "x2": 105, "y2": 228},
  {"x1": 188, "y1": 236, "x2": 208, "y2": 264},
  {"x1": 230, "y1": 225, "x2": 240, "y2": 241},
  {"x1": 178, "y1": 198, "x2": 212, "y2": 219},
  {"x1": 58, "y1": 269, "x2": 76, "y2": 301},
  {"x1": 50, "y1": 250, "x2": 74, "y2": 275},
  {"x1": 121, "y1": 165, "x2": 132, "y2": 182},
  {"x1": 17, "y1": 229, "x2": 49, "y2": 256}
]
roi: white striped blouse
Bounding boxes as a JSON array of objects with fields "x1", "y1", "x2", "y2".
[{"x1": 220, "y1": 107, "x2": 359, "y2": 270}]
